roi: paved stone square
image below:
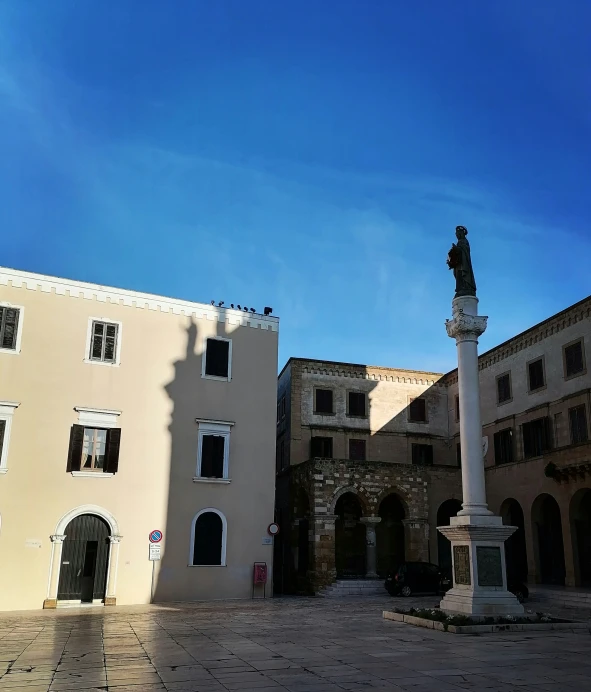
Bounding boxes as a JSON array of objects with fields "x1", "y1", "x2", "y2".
[{"x1": 0, "y1": 596, "x2": 590, "y2": 692}]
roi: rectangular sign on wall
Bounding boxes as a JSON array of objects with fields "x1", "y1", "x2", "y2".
[{"x1": 149, "y1": 545, "x2": 161, "y2": 561}]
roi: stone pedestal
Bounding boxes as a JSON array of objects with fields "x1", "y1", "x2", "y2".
[
  {"x1": 439, "y1": 294, "x2": 523, "y2": 616},
  {"x1": 361, "y1": 517, "x2": 381, "y2": 578}
]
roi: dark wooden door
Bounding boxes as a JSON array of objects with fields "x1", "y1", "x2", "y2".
[{"x1": 57, "y1": 515, "x2": 110, "y2": 602}]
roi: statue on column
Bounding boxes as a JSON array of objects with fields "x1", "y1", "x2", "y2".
[{"x1": 447, "y1": 226, "x2": 476, "y2": 297}]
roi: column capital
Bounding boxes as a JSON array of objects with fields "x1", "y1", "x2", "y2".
[
  {"x1": 108, "y1": 535, "x2": 123, "y2": 544},
  {"x1": 312, "y1": 514, "x2": 338, "y2": 522},
  {"x1": 360, "y1": 516, "x2": 382, "y2": 525},
  {"x1": 50, "y1": 534, "x2": 66, "y2": 543},
  {"x1": 445, "y1": 313, "x2": 488, "y2": 342}
]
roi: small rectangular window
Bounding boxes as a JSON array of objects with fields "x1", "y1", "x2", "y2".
[
  {"x1": 409, "y1": 398, "x2": 427, "y2": 422},
  {"x1": 66, "y1": 425, "x2": 121, "y2": 474},
  {"x1": 522, "y1": 417, "x2": 551, "y2": 458},
  {"x1": 456, "y1": 442, "x2": 461, "y2": 467},
  {"x1": 349, "y1": 439, "x2": 366, "y2": 461},
  {"x1": 455, "y1": 395, "x2": 460, "y2": 421},
  {"x1": 315, "y1": 389, "x2": 333, "y2": 414},
  {"x1": 0, "y1": 307, "x2": 20, "y2": 350},
  {"x1": 494, "y1": 428, "x2": 514, "y2": 465},
  {"x1": 311, "y1": 436, "x2": 333, "y2": 458},
  {"x1": 569, "y1": 405, "x2": 588, "y2": 445},
  {"x1": 90, "y1": 321, "x2": 119, "y2": 363},
  {"x1": 200, "y1": 434, "x2": 225, "y2": 478},
  {"x1": 564, "y1": 340, "x2": 585, "y2": 378},
  {"x1": 528, "y1": 358, "x2": 545, "y2": 392},
  {"x1": 411, "y1": 443, "x2": 433, "y2": 465},
  {"x1": 497, "y1": 373, "x2": 512, "y2": 404},
  {"x1": 348, "y1": 392, "x2": 366, "y2": 417},
  {"x1": 204, "y1": 339, "x2": 230, "y2": 378}
]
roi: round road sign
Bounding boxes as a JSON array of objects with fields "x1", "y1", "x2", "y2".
[
  {"x1": 267, "y1": 523, "x2": 280, "y2": 536},
  {"x1": 149, "y1": 530, "x2": 163, "y2": 543}
]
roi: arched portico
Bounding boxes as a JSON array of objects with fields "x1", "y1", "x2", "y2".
[
  {"x1": 44, "y1": 505, "x2": 122, "y2": 609},
  {"x1": 532, "y1": 494, "x2": 565, "y2": 585},
  {"x1": 570, "y1": 488, "x2": 591, "y2": 586}
]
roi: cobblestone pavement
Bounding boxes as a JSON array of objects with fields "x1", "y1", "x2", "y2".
[{"x1": 0, "y1": 595, "x2": 590, "y2": 691}]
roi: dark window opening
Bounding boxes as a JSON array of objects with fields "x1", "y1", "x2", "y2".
[
  {"x1": 412, "y1": 443, "x2": 433, "y2": 466},
  {"x1": 522, "y1": 417, "x2": 552, "y2": 458},
  {"x1": 90, "y1": 321, "x2": 118, "y2": 363},
  {"x1": 348, "y1": 392, "x2": 366, "y2": 417},
  {"x1": 315, "y1": 389, "x2": 333, "y2": 414},
  {"x1": 569, "y1": 405, "x2": 588, "y2": 445},
  {"x1": 205, "y1": 339, "x2": 230, "y2": 378},
  {"x1": 0, "y1": 306, "x2": 19, "y2": 350},
  {"x1": 311, "y1": 436, "x2": 333, "y2": 458},
  {"x1": 200, "y1": 435, "x2": 225, "y2": 478},
  {"x1": 0, "y1": 419, "x2": 6, "y2": 459},
  {"x1": 455, "y1": 396, "x2": 460, "y2": 421},
  {"x1": 193, "y1": 512, "x2": 223, "y2": 565},
  {"x1": 456, "y1": 442, "x2": 461, "y2": 467},
  {"x1": 494, "y1": 428, "x2": 514, "y2": 465},
  {"x1": 349, "y1": 439, "x2": 366, "y2": 461},
  {"x1": 528, "y1": 359, "x2": 545, "y2": 391},
  {"x1": 497, "y1": 374, "x2": 511, "y2": 403},
  {"x1": 565, "y1": 341, "x2": 585, "y2": 377},
  {"x1": 409, "y1": 398, "x2": 427, "y2": 422}
]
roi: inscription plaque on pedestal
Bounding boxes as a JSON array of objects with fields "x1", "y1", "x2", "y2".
[
  {"x1": 476, "y1": 546, "x2": 503, "y2": 586},
  {"x1": 453, "y1": 545, "x2": 471, "y2": 585}
]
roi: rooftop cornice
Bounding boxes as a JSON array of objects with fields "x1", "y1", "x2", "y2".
[{"x1": 0, "y1": 266, "x2": 279, "y2": 332}]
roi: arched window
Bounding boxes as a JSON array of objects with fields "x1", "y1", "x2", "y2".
[{"x1": 190, "y1": 509, "x2": 227, "y2": 566}]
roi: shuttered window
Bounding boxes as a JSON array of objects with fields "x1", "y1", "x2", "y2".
[
  {"x1": 0, "y1": 306, "x2": 20, "y2": 350},
  {"x1": 90, "y1": 321, "x2": 119, "y2": 363},
  {"x1": 348, "y1": 392, "x2": 366, "y2": 417},
  {"x1": 569, "y1": 405, "x2": 588, "y2": 445},
  {"x1": 564, "y1": 341, "x2": 585, "y2": 378},
  {"x1": 66, "y1": 425, "x2": 121, "y2": 473},
  {"x1": 497, "y1": 373, "x2": 511, "y2": 403},
  {"x1": 522, "y1": 417, "x2": 551, "y2": 458},
  {"x1": 528, "y1": 359, "x2": 545, "y2": 391},
  {"x1": 348, "y1": 439, "x2": 366, "y2": 461},
  {"x1": 409, "y1": 398, "x2": 427, "y2": 422},
  {"x1": 412, "y1": 443, "x2": 433, "y2": 465},
  {"x1": 200, "y1": 434, "x2": 226, "y2": 478},
  {"x1": 311, "y1": 436, "x2": 333, "y2": 458},
  {"x1": 315, "y1": 389, "x2": 333, "y2": 414},
  {"x1": 494, "y1": 428, "x2": 514, "y2": 465}
]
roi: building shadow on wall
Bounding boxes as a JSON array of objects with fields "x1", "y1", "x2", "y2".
[{"x1": 152, "y1": 318, "x2": 233, "y2": 602}]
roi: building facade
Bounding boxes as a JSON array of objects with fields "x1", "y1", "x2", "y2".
[
  {"x1": 275, "y1": 297, "x2": 591, "y2": 594},
  {"x1": 0, "y1": 267, "x2": 278, "y2": 611}
]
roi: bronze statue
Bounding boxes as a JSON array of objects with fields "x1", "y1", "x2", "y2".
[{"x1": 447, "y1": 226, "x2": 476, "y2": 297}]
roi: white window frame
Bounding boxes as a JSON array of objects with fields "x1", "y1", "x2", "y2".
[
  {"x1": 71, "y1": 407, "x2": 121, "y2": 478},
  {"x1": 194, "y1": 418, "x2": 234, "y2": 482},
  {"x1": 0, "y1": 303, "x2": 24, "y2": 355},
  {"x1": 0, "y1": 402, "x2": 19, "y2": 473},
  {"x1": 201, "y1": 336, "x2": 232, "y2": 381},
  {"x1": 84, "y1": 317, "x2": 123, "y2": 367},
  {"x1": 189, "y1": 507, "x2": 227, "y2": 567}
]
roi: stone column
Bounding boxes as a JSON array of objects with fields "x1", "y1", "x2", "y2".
[
  {"x1": 438, "y1": 295, "x2": 524, "y2": 616},
  {"x1": 104, "y1": 535, "x2": 122, "y2": 606},
  {"x1": 43, "y1": 534, "x2": 66, "y2": 609},
  {"x1": 309, "y1": 515, "x2": 337, "y2": 592},
  {"x1": 361, "y1": 517, "x2": 381, "y2": 578}
]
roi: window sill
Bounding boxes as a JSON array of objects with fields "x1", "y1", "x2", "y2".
[
  {"x1": 187, "y1": 564, "x2": 226, "y2": 568},
  {"x1": 346, "y1": 414, "x2": 368, "y2": 419},
  {"x1": 83, "y1": 359, "x2": 120, "y2": 368},
  {"x1": 202, "y1": 374, "x2": 231, "y2": 382},
  {"x1": 192, "y1": 477, "x2": 231, "y2": 484},
  {"x1": 0, "y1": 348, "x2": 20, "y2": 355},
  {"x1": 408, "y1": 420, "x2": 429, "y2": 424},
  {"x1": 528, "y1": 385, "x2": 547, "y2": 394},
  {"x1": 313, "y1": 411, "x2": 335, "y2": 416},
  {"x1": 564, "y1": 369, "x2": 587, "y2": 382},
  {"x1": 71, "y1": 471, "x2": 114, "y2": 478},
  {"x1": 0, "y1": 468, "x2": 7, "y2": 474},
  {"x1": 497, "y1": 397, "x2": 513, "y2": 406}
]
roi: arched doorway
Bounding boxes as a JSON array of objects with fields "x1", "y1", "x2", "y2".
[
  {"x1": 500, "y1": 499, "x2": 528, "y2": 583},
  {"x1": 436, "y1": 499, "x2": 462, "y2": 578},
  {"x1": 570, "y1": 489, "x2": 591, "y2": 586},
  {"x1": 57, "y1": 514, "x2": 111, "y2": 603},
  {"x1": 532, "y1": 494, "x2": 566, "y2": 585},
  {"x1": 335, "y1": 493, "x2": 366, "y2": 578},
  {"x1": 376, "y1": 494, "x2": 406, "y2": 577}
]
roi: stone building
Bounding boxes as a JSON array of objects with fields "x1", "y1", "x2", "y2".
[
  {"x1": 0, "y1": 266, "x2": 278, "y2": 611},
  {"x1": 274, "y1": 295, "x2": 591, "y2": 594}
]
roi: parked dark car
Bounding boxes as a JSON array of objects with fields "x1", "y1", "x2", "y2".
[
  {"x1": 508, "y1": 580, "x2": 529, "y2": 603},
  {"x1": 385, "y1": 562, "x2": 451, "y2": 597}
]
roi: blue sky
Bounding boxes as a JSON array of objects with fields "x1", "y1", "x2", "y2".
[{"x1": 1, "y1": 1, "x2": 590, "y2": 373}]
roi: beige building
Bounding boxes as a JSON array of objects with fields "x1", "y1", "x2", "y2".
[
  {"x1": 275, "y1": 297, "x2": 591, "y2": 594},
  {"x1": 0, "y1": 266, "x2": 278, "y2": 612}
]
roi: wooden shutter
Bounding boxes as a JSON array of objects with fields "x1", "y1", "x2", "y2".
[
  {"x1": 66, "y1": 425, "x2": 85, "y2": 472},
  {"x1": 0, "y1": 307, "x2": 19, "y2": 350},
  {"x1": 104, "y1": 428, "x2": 121, "y2": 473}
]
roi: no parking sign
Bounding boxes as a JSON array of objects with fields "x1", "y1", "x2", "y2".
[{"x1": 149, "y1": 530, "x2": 163, "y2": 543}]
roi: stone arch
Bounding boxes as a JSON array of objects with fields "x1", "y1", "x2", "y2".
[
  {"x1": 532, "y1": 493, "x2": 565, "y2": 585},
  {"x1": 55, "y1": 504, "x2": 120, "y2": 536},
  {"x1": 570, "y1": 488, "x2": 591, "y2": 586},
  {"x1": 329, "y1": 486, "x2": 371, "y2": 515},
  {"x1": 374, "y1": 487, "x2": 411, "y2": 518},
  {"x1": 376, "y1": 492, "x2": 407, "y2": 577},
  {"x1": 334, "y1": 491, "x2": 367, "y2": 578},
  {"x1": 499, "y1": 498, "x2": 528, "y2": 582}
]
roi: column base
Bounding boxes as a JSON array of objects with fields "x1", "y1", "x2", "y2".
[
  {"x1": 365, "y1": 572, "x2": 379, "y2": 579},
  {"x1": 104, "y1": 597, "x2": 117, "y2": 606},
  {"x1": 438, "y1": 515, "x2": 524, "y2": 617},
  {"x1": 43, "y1": 599, "x2": 57, "y2": 609}
]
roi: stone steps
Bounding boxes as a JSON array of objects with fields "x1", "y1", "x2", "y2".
[
  {"x1": 319, "y1": 579, "x2": 386, "y2": 598},
  {"x1": 529, "y1": 587, "x2": 591, "y2": 611}
]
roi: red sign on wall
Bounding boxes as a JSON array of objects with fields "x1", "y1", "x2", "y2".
[{"x1": 253, "y1": 562, "x2": 267, "y2": 585}]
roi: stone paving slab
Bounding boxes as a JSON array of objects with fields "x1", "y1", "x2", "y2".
[{"x1": 0, "y1": 596, "x2": 589, "y2": 691}]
